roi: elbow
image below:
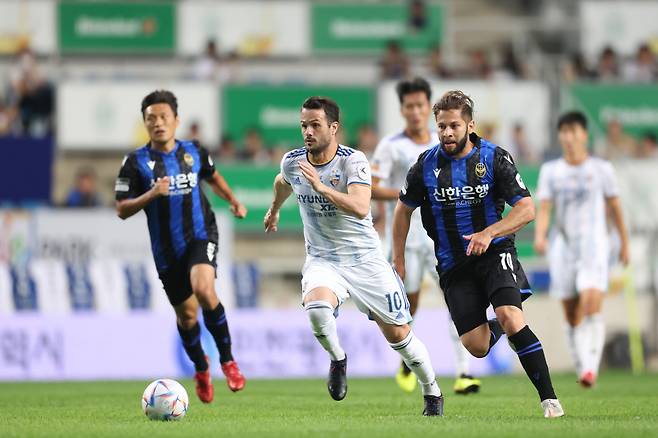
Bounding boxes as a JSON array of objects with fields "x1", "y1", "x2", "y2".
[
  {"x1": 116, "y1": 205, "x2": 129, "y2": 220},
  {"x1": 355, "y1": 205, "x2": 370, "y2": 220},
  {"x1": 524, "y1": 203, "x2": 536, "y2": 223}
]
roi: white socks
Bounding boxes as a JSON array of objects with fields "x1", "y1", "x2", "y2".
[
  {"x1": 585, "y1": 314, "x2": 605, "y2": 375},
  {"x1": 390, "y1": 331, "x2": 441, "y2": 397},
  {"x1": 305, "y1": 301, "x2": 345, "y2": 361},
  {"x1": 449, "y1": 321, "x2": 470, "y2": 376},
  {"x1": 566, "y1": 313, "x2": 605, "y2": 376},
  {"x1": 565, "y1": 323, "x2": 586, "y2": 375}
]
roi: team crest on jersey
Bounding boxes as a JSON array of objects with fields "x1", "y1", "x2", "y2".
[
  {"x1": 475, "y1": 162, "x2": 487, "y2": 178},
  {"x1": 329, "y1": 169, "x2": 341, "y2": 187},
  {"x1": 184, "y1": 153, "x2": 194, "y2": 167}
]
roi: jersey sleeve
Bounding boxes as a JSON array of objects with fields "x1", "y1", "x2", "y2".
[
  {"x1": 371, "y1": 139, "x2": 393, "y2": 180},
  {"x1": 535, "y1": 163, "x2": 553, "y2": 201},
  {"x1": 493, "y1": 147, "x2": 531, "y2": 206},
  {"x1": 198, "y1": 145, "x2": 216, "y2": 180},
  {"x1": 115, "y1": 154, "x2": 144, "y2": 201},
  {"x1": 346, "y1": 151, "x2": 372, "y2": 186},
  {"x1": 601, "y1": 161, "x2": 620, "y2": 198},
  {"x1": 398, "y1": 152, "x2": 427, "y2": 208},
  {"x1": 280, "y1": 153, "x2": 292, "y2": 184}
]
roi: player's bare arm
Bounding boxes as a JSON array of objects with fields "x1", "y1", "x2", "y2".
[
  {"x1": 463, "y1": 196, "x2": 535, "y2": 256},
  {"x1": 533, "y1": 199, "x2": 553, "y2": 255},
  {"x1": 298, "y1": 160, "x2": 371, "y2": 219},
  {"x1": 371, "y1": 175, "x2": 399, "y2": 200},
  {"x1": 606, "y1": 196, "x2": 630, "y2": 265},
  {"x1": 207, "y1": 170, "x2": 247, "y2": 219},
  {"x1": 264, "y1": 173, "x2": 293, "y2": 233},
  {"x1": 391, "y1": 200, "x2": 414, "y2": 280},
  {"x1": 116, "y1": 176, "x2": 170, "y2": 220}
]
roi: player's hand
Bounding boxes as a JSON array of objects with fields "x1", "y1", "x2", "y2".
[
  {"x1": 463, "y1": 230, "x2": 493, "y2": 256},
  {"x1": 230, "y1": 201, "x2": 247, "y2": 219},
  {"x1": 533, "y1": 237, "x2": 548, "y2": 255},
  {"x1": 392, "y1": 257, "x2": 406, "y2": 281},
  {"x1": 264, "y1": 207, "x2": 280, "y2": 233},
  {"x1": 152, "y1": 177, "x2": 170, "y2": 197},
  {"x1": 620, "y1": 241, "x2": 630, "y2": 266},
  {"x1": 299, "y1": 161, "x2": 323, "y2": 192}
]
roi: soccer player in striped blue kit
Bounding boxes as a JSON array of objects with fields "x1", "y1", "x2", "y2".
[
  {"x1": 393, "y1": 90, "x2": 564, "y2": 418},
  {"x1": 115, "y1": 90, "x2": 246, "y2": 404}
]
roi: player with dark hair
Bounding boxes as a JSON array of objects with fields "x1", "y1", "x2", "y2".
[
  {"x1": 264, "y1": 96, "x2": 444, "y2": 416},
  {"x1": 115, "y1": 89, "x2": 247, "y2": 404},
  {"x1": 534, "y1": 111, "x2": 629, "y2": 388},
  {"x1": 393, "y1": 90, "x2": 564, "y2": 418},
  {"x1": 372, "y1": 78, "x2": 479, "y2": 394}
]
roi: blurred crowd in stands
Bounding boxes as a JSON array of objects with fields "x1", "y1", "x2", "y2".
[
  {"x1": 1, "y1": 21, "x2": 656, "y2": 208},
  {"x1": 0, "y1": 48, "x2": 54, "y2": 138}
]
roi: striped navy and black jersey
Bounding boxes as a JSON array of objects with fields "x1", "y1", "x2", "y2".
[
  {"x1": 399, "y1": 133, "x2": 531, "y2": 276},
  {"x1": 115, "y1": 140, "x2": 218, "y2": 273}
]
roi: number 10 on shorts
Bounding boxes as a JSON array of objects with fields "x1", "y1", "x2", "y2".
[{"x1": 385, "y1": 291, "x2": 409, "y2": 313}]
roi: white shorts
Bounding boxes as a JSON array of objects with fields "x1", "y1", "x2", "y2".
[
  {"x1": 301, "y1": 255, "x2": 412, "y2": 326},
  {"x1": 404, "y1": 244, "x2": 439, "y2": 293},
  {"x1": 548, "y1": 234, "x2": 609, "y2": 299}
]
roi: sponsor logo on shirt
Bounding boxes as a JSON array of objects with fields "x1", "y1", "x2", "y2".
[
  {"x1": 433, "y1": 184, "x2": 489, "y2": 205},
  {"x1": 150, "y1": 172, "x2": 199, "y2": 196}
]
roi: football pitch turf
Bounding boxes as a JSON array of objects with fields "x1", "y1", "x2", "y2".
[{"x1": 1, "y1": 372, "x2": 656, "y2": 437}]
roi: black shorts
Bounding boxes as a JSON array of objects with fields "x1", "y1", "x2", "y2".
[
  {"x1": 439, "y1": 246, "x2": 531, "y2": 336},
  {"x1": 158, "y1": 240, "x2": 218, "y2": 306}
]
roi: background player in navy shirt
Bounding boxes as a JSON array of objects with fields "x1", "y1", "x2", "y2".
[
  {"x1": 115, "y1": 90, "x2": 247, "y2": 404},
  {"x1": 392, "y1": 90, "x2": 564, "y2": 418}
]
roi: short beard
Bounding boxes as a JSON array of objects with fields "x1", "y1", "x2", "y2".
[
  {"x1": 305, "y1": 138, "x2": 331, "y2": 156},
  {"x1": 442, "y1": 131, "x2": 468, "y2": 156}
]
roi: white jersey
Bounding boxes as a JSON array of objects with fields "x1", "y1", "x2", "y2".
[
  {"x1": 536, "y1": 156, "x2": 619, "y2": 243},
  {"x1": 371, "y1": 131, "x2": 439, "y2": 250},
  {"x1": 281, "y1": 145, "x2": 381, "y2": 265}
]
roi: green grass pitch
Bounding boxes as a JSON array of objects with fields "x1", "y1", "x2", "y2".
[{"x1": 1, "y1": 372, "x2": 656, "y2": 437}]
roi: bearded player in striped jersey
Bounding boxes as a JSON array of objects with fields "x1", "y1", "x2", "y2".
[
  {"x1": 372, "y1": 77, "x2": 479, "y2": 395},
  {"x1": 393, "y1": 90, "x2": 564, "y2": 418}
]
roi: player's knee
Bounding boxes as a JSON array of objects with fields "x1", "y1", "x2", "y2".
[
  {"x1": 496, "y1": 306, "x2": 525, "y2": 334},
  {"x1": 177, "y1": 311, "x2": 198, "y2": 329},
  {"x1": 305, "y1": 301, "x2": 334, "y2": 334},
  {"x1": 192, "y1": 282, "x2": 216, "y2": 306},
  {"x1": 463, "y1": 341, "x2": 489, "y2": 358}
]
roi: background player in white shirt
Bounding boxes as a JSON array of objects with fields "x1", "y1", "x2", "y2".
[
  {"x1": 534, "y1": 111, "x2": 630, "y2": 388},
  {"x1": 263, "y1": 96, "x2": 444, "y2": 416},
  {"x1": 371, "y1": 78, "x2": 479, "y2": 395}
]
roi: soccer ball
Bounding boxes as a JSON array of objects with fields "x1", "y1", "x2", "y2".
[{"x1": 141, "y1": 379, "x2": 189, "y2": 421}]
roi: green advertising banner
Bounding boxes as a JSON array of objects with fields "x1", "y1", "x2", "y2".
[
  {"x1": 565, "y1": 84, "x2": 658, "y2": 139},
  {"x1": 209, "y1": 165, "x2": 301, "y2": 232},
  {"x1": 222, "y1": 85, "x2": 375, "y2": 147},
  {"x1": 311, "y1": 2, "x2": 443, "y2": 54},
  {"x1": 58, "y1": 1, "x2": 175, "y2": 54}
]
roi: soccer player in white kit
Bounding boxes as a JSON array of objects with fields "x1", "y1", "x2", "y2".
[
  {"x1": 371, "y1": 78, "x2": 479, "y2": 395},
  {"x1": 264, "y1": 96, "x2": 444, "y2": 416},
  {"x1": 534, "y1": 111, "x2": 630, "y2": 388}
]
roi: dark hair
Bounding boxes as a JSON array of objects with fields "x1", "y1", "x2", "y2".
[
  {"x1": 396, "y1": 77, "x2": 432, "y2": 104},
  {"x1": 141, "y1": 90, "x2": 178, "y2": 117},
  {"x1": 432, "y1": 90, "x2": 474, "y2": 121},
  {"x1": 301, "y1": 96, "x2": 340, "y2": 124},
  {"x1": 557, "y1": 111, "x2": 588, "y2": 130},
  {"x1": 642, "y1": 131, "x2": 657, "y2": 143}
]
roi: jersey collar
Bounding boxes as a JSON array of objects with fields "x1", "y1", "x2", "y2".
[{"x1": 146, "y1": 139, "x2": 180, "y2": 155}]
